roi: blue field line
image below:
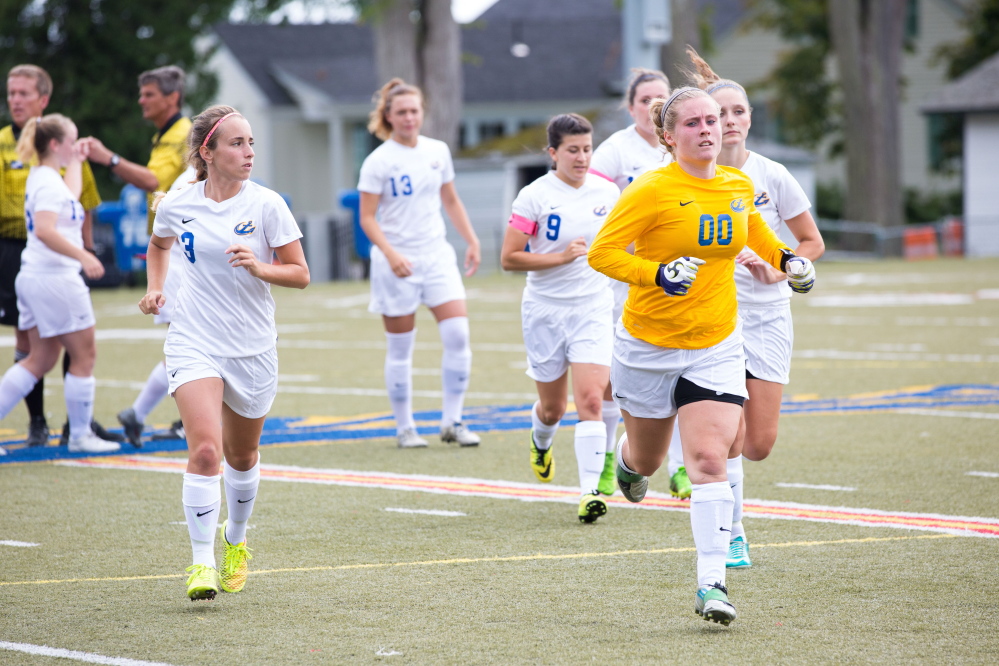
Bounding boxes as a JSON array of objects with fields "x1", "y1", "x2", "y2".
[{"x1": 1, "y1": 383, "x2": 996, "y2": 465}]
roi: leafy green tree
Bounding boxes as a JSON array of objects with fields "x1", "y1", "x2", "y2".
[{"x1": 0, "y1": 0, "x2": 281, "y2": 199}]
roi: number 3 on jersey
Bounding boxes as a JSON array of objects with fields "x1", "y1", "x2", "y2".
[{"x1": 181, "y1": 231, "x2": 196, "y2": 263}]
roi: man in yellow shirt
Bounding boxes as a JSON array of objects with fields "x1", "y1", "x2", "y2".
[
  {"x1": 84, "y1": 65, "x2": 192, "y2": 447},
  {"x1": 0, "y1": 64, "x2": 104, "y2": 448}
]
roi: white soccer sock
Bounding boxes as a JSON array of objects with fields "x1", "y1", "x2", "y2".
[
  {"x1": 224, "y1": 458, "x2": 260, "y2": 545},
  {"x1": 690, "y1": 481, "x2": 735, "y2": 589},
  {"x1": 385, "y1": 330, "x2": 416, "y2": 433},
  {"x1": 574, "y1": 420, "x2": 606, "y2": 495},
  {"x1": 727, "y1": 456, "x2": 746, "y2": 540},
  {"x1": 601, "y1": 400, "x2": 620, "y2": 454},
  {"x1": 0, "y1": 363, "x2": 39, "y2": 420},
  {"x1": 132, "y1": 361, "x2": 169, "y2": 423},
  {"x1": 438, "y1": 317, "x2": 471, "y2": 426},
  {"x1": 531, "y1": 400, "x2": 559, "y2": 450},
  {"x1": 183, "y1": 473, "x2": 222, "y2": 568},
  {"x1": 615, "y1": 432, "x2": 638, "y2": 476},
  {"x1": 667, "y1": 418, "x2": 684, "y2": 477},
  {"x1": 63, "y1": 373, "x2": 95, "y2": 439}
]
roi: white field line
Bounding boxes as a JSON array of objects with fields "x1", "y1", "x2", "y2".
[
  {"x1": 276, "y1": 385, "x2": 537, "y2": 400},
  {"x1": 966, "y1": 471, "x2": 999, "y2": 478},
  {"x1": 775, "y1": 483, "x2": 857, "y2": 492},
  {"x1": 895, "y1": 409, "x2": 999, "y2": 420},
  {"x1": 808, "y1": 293, "x2": 974, "y2": 307},
  {"x1": 0, "y1": 641, "x2": 176, "y2": 666},
  {"x1": 794, "y1": 349, "x2": 999, "y2": 364},
  {"x1": 0, "y1": 540, "x2": 40, "y2": 547},
  {"x1": 384, "y1": 508, "x2": 466, "y2": 517}
]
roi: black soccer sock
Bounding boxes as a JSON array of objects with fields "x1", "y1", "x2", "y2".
[{"x1": 62, "y1": 350, "x2": 71, "y2": 377}]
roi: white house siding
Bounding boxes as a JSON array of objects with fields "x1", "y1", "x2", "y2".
[
  {"x1": 449, "y1": 162, "x2": 518, "y2": 274},
  {"x1": 271, "y1": 116, "x2": 331, "y2": 216},
  {"x1": 963, "y1": 113, "x2": 999, "y2": 257}
]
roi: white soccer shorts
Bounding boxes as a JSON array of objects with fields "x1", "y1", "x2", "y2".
[
  {"x1": 521, "y1": 289, "x2": 614, "y2": 383},
  {"x1": 15, "y1": 271, "x2": 95, "y2": 339},
  {"x1": 368, "y1": 241, "x2": 466, "y2": 316},
  {"x1": 166, "y1": 345, "x2": 278, "y2": 419},
  {"x1": 610, "y1": 320, "x2": 748, "y2": 419},
  {"x1": 740, "y1": 304, "x2": 793, "y2": 385}
]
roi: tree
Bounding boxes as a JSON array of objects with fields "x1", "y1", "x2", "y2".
[
  {"x1": 935, "y1": 0, "x2": 999, "y2": 79},
  {"x1": 0, "y1": 0, "x2": 282, "y2": 200},
  {"x1": 827, "y1": 0, "x2": 908, "y2": 229},
  {"x1": 356, "y1": 0, "x2": 463, "y2": 151}
]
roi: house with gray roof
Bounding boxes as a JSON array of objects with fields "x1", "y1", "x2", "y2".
[{"x1": 922, "y1": 51, "x2": 999, "y2": 256}]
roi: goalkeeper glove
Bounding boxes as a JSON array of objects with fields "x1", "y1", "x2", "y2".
[
  {"x1": 779, "y1": 251, "x2": 815, "y2": 294},
  {"x1": 656, "y1": 257, "x2": 706, "y2": 296}
]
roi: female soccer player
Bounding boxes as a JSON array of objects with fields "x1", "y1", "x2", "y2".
[
  {"x1": 140, "y1": 105, "x2": 310, "y2": 601},
  {"x1": 358, "y1": 78, "x2": 481, "y2": 449},
  {"x1": 500, "y1": 114, "x2": 621, "y2": 523},
  {"x1": 663, "y1": 49, "x2": 826, "y2": 569},
  {"x1": 588, "y1": 87, "x2": 815, "y2": 625},
  {"x1": 0, "y1": 114, "x2": 118, "y2": 454},
  {"x1": 590, "y1": 67, "x2": 672, "y2": 488}
]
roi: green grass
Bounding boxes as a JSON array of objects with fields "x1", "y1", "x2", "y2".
[{"x1": 2, "y1": 258, "x2": 999, "y2": 664}]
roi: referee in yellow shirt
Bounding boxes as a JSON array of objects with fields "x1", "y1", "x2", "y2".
[
  {"x1": 588, "y1": 87, "x2": 816, "y2": 626},
  {"x1": 84, "y1": 65, "x2": 192, "y2": 447},
  {"x1": 1, "y1": 64, "x2": 103, "y2": 448}
]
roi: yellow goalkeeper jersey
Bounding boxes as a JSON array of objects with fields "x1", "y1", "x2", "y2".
[
  {"x1": 588, "y1": 161, "x2": 792, "y2": 350},
  {"x1": 0, "y1": 124, "x2": 101, "y2": 241},
  {"x1": 146, "y1": 114, "x2": 192, "y2": 232}
]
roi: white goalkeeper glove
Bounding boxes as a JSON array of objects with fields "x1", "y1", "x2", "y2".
[
  {"x1": 656, "y1": 256, "x2": 706, "y2": 296},
  {"x1": 780, "y1": 251, "x2": 815, "y2": 294}
]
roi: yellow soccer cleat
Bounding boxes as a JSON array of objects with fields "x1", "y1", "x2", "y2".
[
  {"x1": 529, "y1": 431, "x2": 554, "y2": 482},
  {"x1": 185, "y1": 564, "x2": 219, "y2": 601},
  {"x1": 578, "y1": 492, "x2": 608, "y2": 524},
  {"x1": 218, "y1": 521, "x2": 253, "y2": 593}
]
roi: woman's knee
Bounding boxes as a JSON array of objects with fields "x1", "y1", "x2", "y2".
[
  {"x1": 742, "y1": 428, "x2": 778, "y2": 461},
  {"x1": 574, "y1": 390, "x2": 605, "y2": 421},
  {"x1": 537, "y1": 399, "x2": 566, "y2": 424}
]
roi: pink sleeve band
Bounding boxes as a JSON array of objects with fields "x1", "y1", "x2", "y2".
[
  {"x1": 509, "y1": 213, "x2": 538, "y2": 235},
  {"x1": 588, "y1": 168, "x2": 613, "y2": 182}
]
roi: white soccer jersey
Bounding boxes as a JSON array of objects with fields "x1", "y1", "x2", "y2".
[
  {"x1": 509, "y1": 172, "x2": 619, "y2": 300},
  {"x1": 21, "y1": 166, "x2": 85, "y2": 273},
  {"x1": 734, "y1": 151, "x2": 812, "y2": 306},
  {"x1": 590, "y1": 125, "x2": 670, "y2": 191},
  {"x1": 357, "y1": 136, "x2": 455, "y2": 251},
  {"x1": 152, "y1": 180, "x2": 303, "y2": 358}
]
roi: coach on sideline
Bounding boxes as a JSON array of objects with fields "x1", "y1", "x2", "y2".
[
  {"x1": 1, "y1": 64, "x2": 103, "y2": 448},
  {"x1": 84, "y1": 65, "x2": 192, "y2": 446}
]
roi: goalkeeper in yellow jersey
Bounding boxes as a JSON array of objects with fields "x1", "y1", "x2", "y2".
[{"x1": 588, "y1": 87, "x2": 816, "y2": 626}]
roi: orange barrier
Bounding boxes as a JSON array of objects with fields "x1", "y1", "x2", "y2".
[
  {"x1": 903, "y1": 226, "x2": 939, "y2": 260},
  {"x1": 941, "y1": 217, "x2": 964, "y2": 257}
]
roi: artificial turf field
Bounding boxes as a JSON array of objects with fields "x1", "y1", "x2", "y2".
[{"x1": 1, "y1": 258, "x2": 998, "y2": 664}]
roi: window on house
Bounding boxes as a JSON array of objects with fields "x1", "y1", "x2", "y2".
[
  {"x1": 479, "y1": 121, "x2": 505, "y2": 142},
  {"x1": 906, "y1": 0, "x2": 919, "y2": 41}
]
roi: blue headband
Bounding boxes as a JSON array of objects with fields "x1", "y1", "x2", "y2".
[{"x1": 706, "y1": 81, "x2": 748, "y2": 100}]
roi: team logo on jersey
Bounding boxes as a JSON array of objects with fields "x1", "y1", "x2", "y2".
[
  {"x1": 431, "y1": 161, "x2": 441, "y2": 169},
  {"x1": 593, "y1": 205, "x2": 608, "y2": 217},
  {"x1": 10, "y1": 160, "x2": 24, "y2": 169},
  {"x1": 755, "y1": 191, "x2": 771, "y2": 207},
  {"x1": 234, "y1": 220, "x2": 256, "y2": 236},
  {"x1": 730, "y1": 198, "x2": 746, "y2": 212}
]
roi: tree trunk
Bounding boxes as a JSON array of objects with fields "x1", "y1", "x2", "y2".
[
  {"x1": 371, "y1": 0, "x2": 419, "y2": 87},
  {"x1": 418, "y1": 0, "x2": 462, "y2": 150},
  {"x1": 828, "y1": 0, "x2": 906, "y2": 237},
  {"x1": 367, "y1": 0, "x2": 463, "y2": 151},
  {"x1": 660, "y1": 0, "x2": 701, "y2": 86}
]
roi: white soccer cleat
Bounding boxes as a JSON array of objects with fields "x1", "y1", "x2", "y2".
[
  {"x1": 440, "y1": 422, "x2": 480, "y2": 447},
  {"x1": 397, "y1": 428, "x2": 428, "y2": 449},
  {"x1": 68, "y1": 433, "x2": 121, "y2": 453}
]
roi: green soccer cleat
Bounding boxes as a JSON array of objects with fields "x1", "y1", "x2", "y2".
[
  {"x1": 529, "y1": 432, "x2": 554, "y2": 482},
  {"x1": 577, "y1": 492, "x2": 608, "y2": 524},
  {"x1": 726, "y1": 536, "x2": 752, "y2": 569},
  {"x1": 218, "y1": 521, "x2": 253, "y2": 593},
  {"x1": 615, "y1": 434, "x2": 647, "y2": 502},
  {"x1": 669, "y1": 466, "x2": 692, "y2": 500},
  {"x1": 185, "y1": 564, "x2": 219, "y2": 601},
  {"x1": 596, "y1": 451, "x2": 617, "y2": 496},
  {"x1": 695, "y1": 582, "x2": 737, "y2": 626}
]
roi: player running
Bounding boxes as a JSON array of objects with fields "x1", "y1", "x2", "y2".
[
  {"x1": 588, "y1": 87, "x2": 816, "y2": 625},
  {"x1": 500, "y1": 113, "x2": 620, "y2": 523},
  {"x1": 358, "y1": 78, "x2": 481, "y2": 449},
  {"x1": 140, "y1": 105, "x2": 310, "y2": 601},
  {"x1": 0, "y1": 114, "x2": 117, "y2": 454},
  {"x1": 663, "y1": 49, "x2": 825, "y2": 569}
]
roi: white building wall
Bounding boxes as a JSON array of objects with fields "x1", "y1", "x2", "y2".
[{"x1": 963, "y1": 113, "x2": 999, "y2": 257}]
